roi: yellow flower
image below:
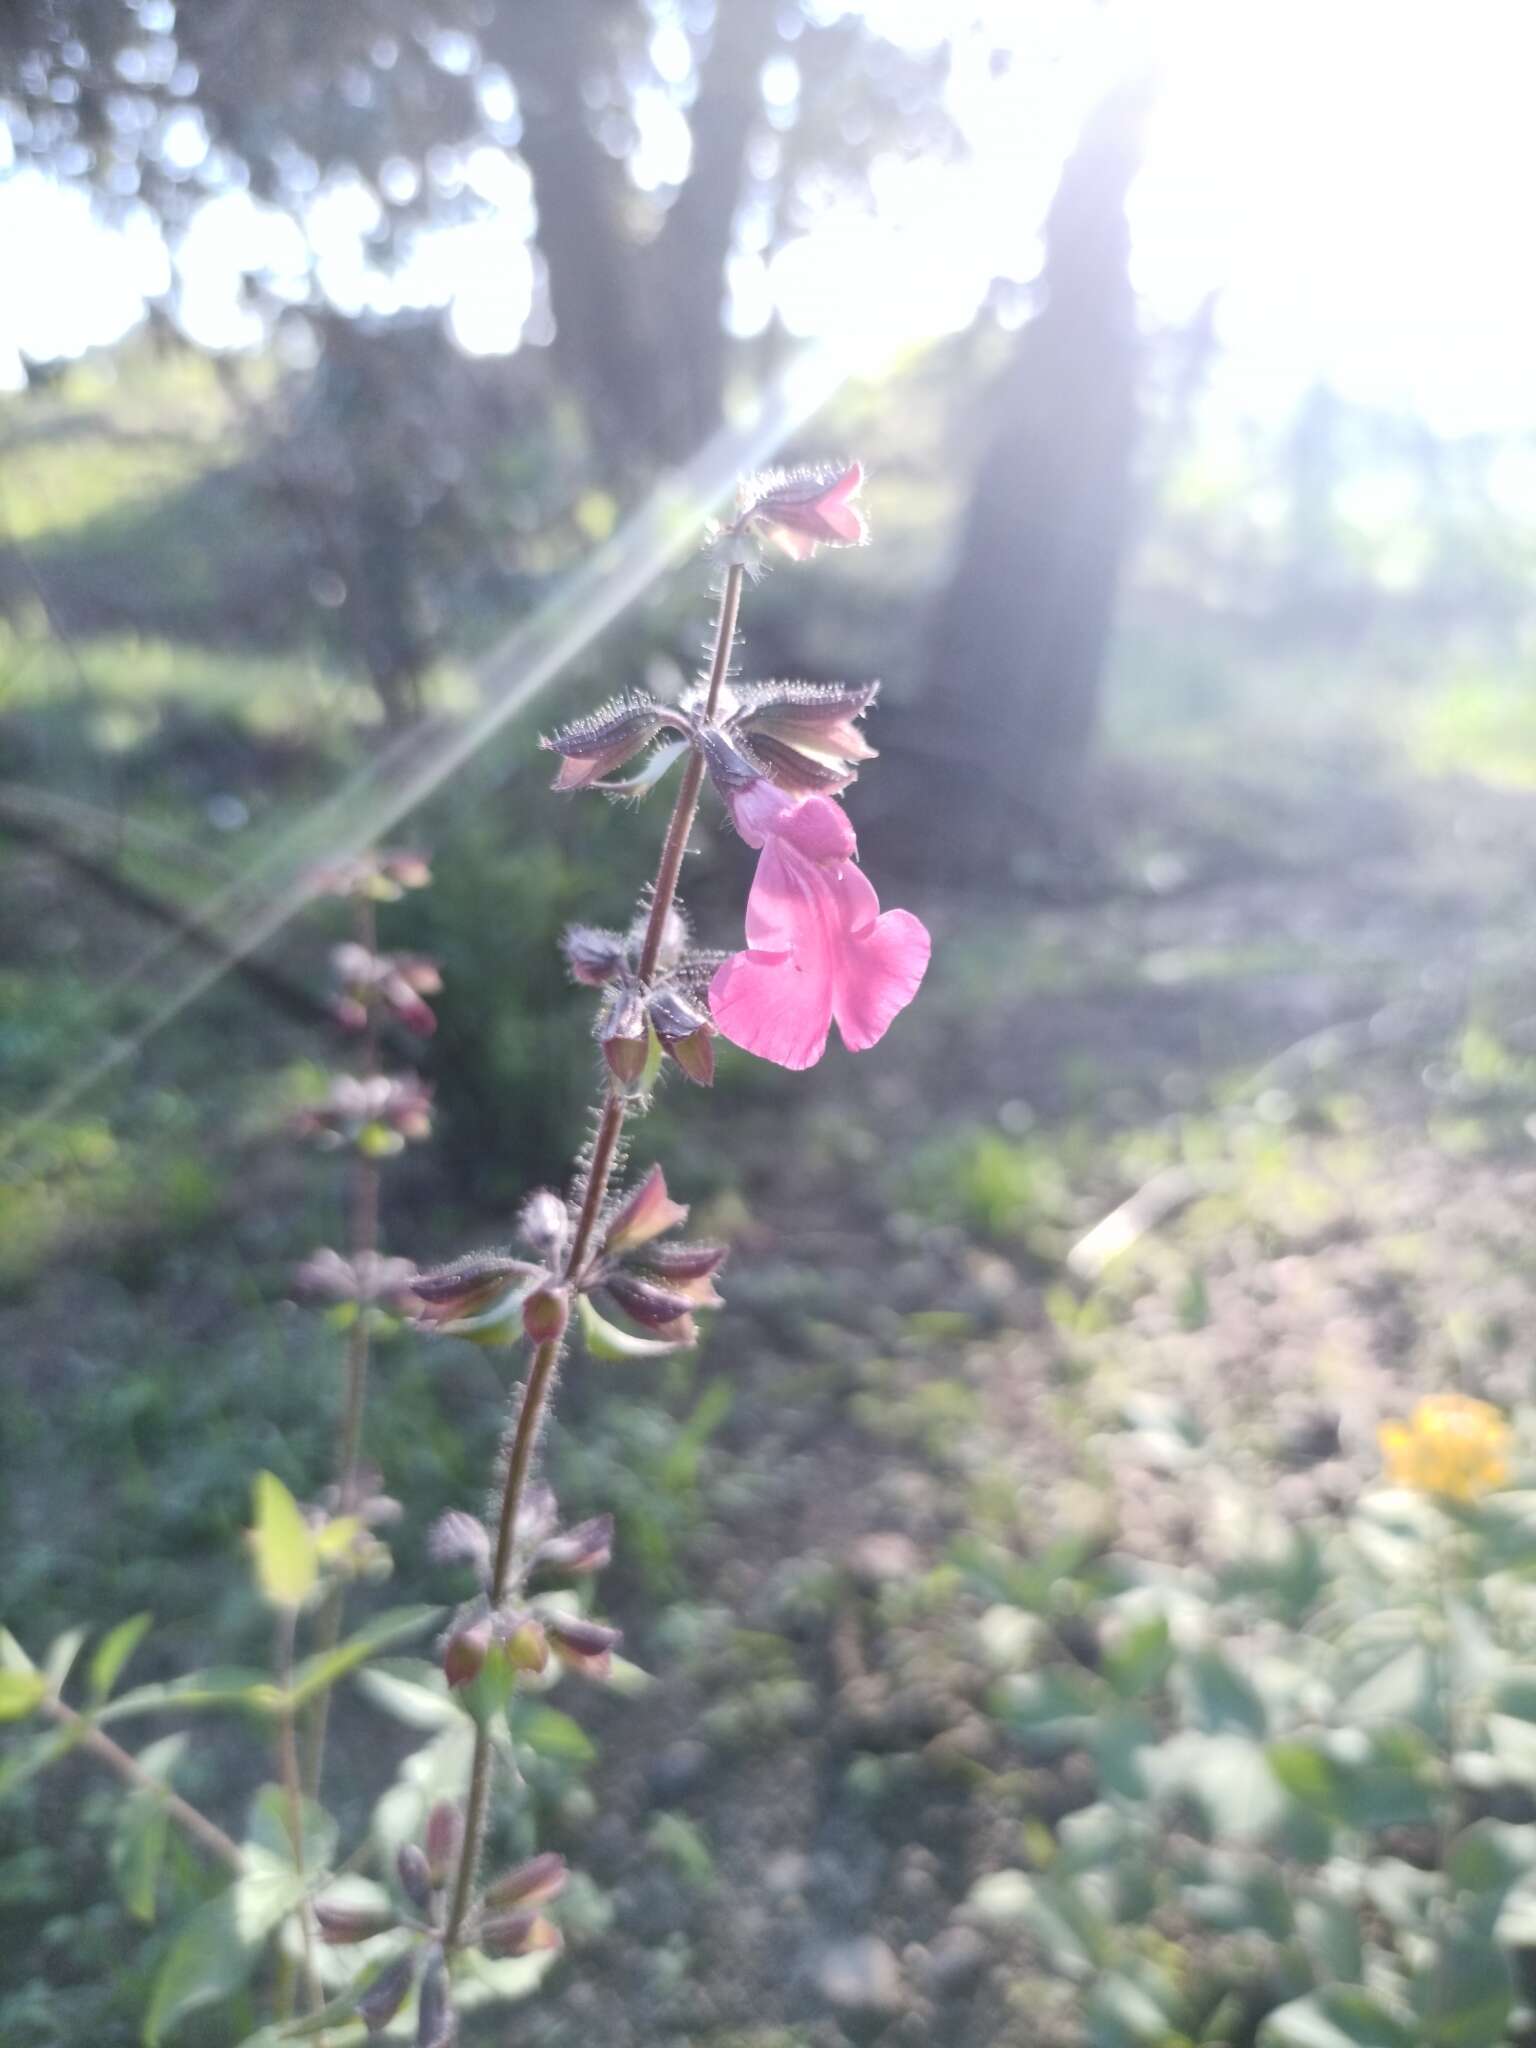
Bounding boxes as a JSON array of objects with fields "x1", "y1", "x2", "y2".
[{"x1": 1378, "y1": 1393, "x2": 1511, "y2": 1502}]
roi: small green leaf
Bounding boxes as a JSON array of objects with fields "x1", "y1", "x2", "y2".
[
  {"x1": 0, "y1": 1669, "x2": 48, "y2": 1721},
  {"x1": 1177, "y1": 1645, "x2": 1268, "y2": 1738},
  {"x1": 98, "y1": 1668, "x2": 282, "y2": 1725},
  {"x1": 576, "y1": 1292, "x2": 689, "y2": 1361},
  {"x1": 1259, "y1": 1987, "x2": 1417, "y2": 2047},
  {"x1": 43, "y1": 1626, "x2": 87, "y2": 1695},
  {"x1": 244, "y1": 1783, "x2": 338, "y2": 1881},
  {"x1": 287, "y1": 1605, "x2": 441, "y2": 1708},
  {"x1": 0, "y1": 1724, "x2": 76, "y2": 1799},
  {"x1": 514, "y1": 1703, "x2": 596, "y2": 1765},
  {"x1": 113, "y1": 1796, "x2": 169, "y2": 1924},
  {"x1": 1102, "y1": 1613, "x2": 1172, "y2": 1700},
  {"x1": 0, "y1": 1629, "x2": 35, "y2": 1675},
  {"x1": 1414, "y1": 1919, "x2": 1514, "y2": 2046},
  {"x1": 89, "y1": 1613, "x2": 154, "y2": 1703},
  {"x1": 250, "y1": 1473, "x2": 319, "y2": 1610},
  {"x1": 353, "y1": 1660, "x2": 459, "y2": 1731}
]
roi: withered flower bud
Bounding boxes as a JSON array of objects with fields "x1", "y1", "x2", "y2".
[
  {"x1": 543, "y1": 697, "x2": 673, "y2": 791},
  {"x1": 480, "y1": 1908, "x2": 563, "y2": 1959},
  {"x1": 397, "y1": 1842, "x2": 434, "y2": 1910},
  {"x1": 315, "y1": 1901, "x2": 401, "y2": 1945},
  {"x1": 562, "y1": 924, "x2": 627, "y2": 987},
  {"x1": 546, "y1": 1613, "x2": 620, "y2": 1679},
  {"x1": 484, "y1": 1851, "x2": 568, "y2": 1911},
  {"x1": 358, "y1": 1953, "x2": 416, "y2": 2032},
  {"x1": 535, "y1": 1514, "x2": 614, "y2": 1575},
  {"x1": 425, "y1": 1801, "x2": 464, "y2": 1882}
]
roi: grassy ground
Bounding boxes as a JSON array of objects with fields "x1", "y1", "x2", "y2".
[{"x1": 6, "y1": 350, "x2": 1536, "y2": 2045}]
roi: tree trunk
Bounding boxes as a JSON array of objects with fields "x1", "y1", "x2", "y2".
[{"x1": 920, "y1": 78, "x2": 1148, "y2": 851}]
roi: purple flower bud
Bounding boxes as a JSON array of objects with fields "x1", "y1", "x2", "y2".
[
  {"x1": 484, "y1": 1851, "x2": 568, "y2": 1911},
  {"x1": 397, "y1": 1842, "x2": 434, "y2": 1910},
  {"x1": 535, "y1": 1514, "x2": 614, "y2": 1575},
  {"x1": 637, "y1": 1241, "x2": 727, "y2": 1284},
  {"x1": 602, "y1": 1270, "x2": 701, "y2": 1330},
  {"x1": 546, "y1": 1613, "x2": 620, "y2": 1679},
  {"x1": 427, "y1": 1511, "x2": 492, "y2": 1581},
  {"x1": 425, "y1": 1801, "x2": 464, "y2": 1882},
  {"x1": 562, "y1": 924, "x2": 628, "y2": 987},
  {"x1": 410, "y1": 1253, "x2": 542, "y2": 1333},
  {"x1": 602, "y1": 1165, "x2": 689, "y2": 1257},
  {"x1": 415, "y1": 1950, "x2": 455, "y2": 2048},
  {"x1": 543, "y1": 697, "x2": 674, "y2": 791},
  {"x1": 480, "y1": 1908, "x2": 563, "y2": 1959},
  {"x1": 315, "y1": 1901, "x2": 401, "y2": 1944},
  {"x1": 358, "y1": 1953, "x2": 416, "y2": 2032}
]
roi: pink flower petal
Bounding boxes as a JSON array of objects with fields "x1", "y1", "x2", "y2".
[
  {"x1": 833, "y1": 908, "x2": 931, "y2": 1053},
  {"x1": 709, "y1": 946, "x2": 831, "y2": 1071}
]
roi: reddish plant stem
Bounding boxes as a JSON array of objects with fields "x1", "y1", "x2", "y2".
[
  {"x1": 42, "y1": 1696, "x2": 243, "y2": 1871},
  {"x1": 445, "y1": 560, "x2": 744, "y2": 1949}
]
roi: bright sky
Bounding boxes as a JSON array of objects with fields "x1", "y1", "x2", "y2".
[{"x1": 1, "y1": 0, "x2": 1533, "y2": 436}]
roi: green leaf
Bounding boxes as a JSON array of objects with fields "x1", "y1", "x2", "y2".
[
  {"x1": 245, "y1": 1783, "x2": 338, "y2": 1876},
  {"x1": 98, "y1": 1668, "x2": 282, "y2": 1724},
  {"x1": 990, "y1": 1666, "x2": 1102, "y2": 1758},
  {"x1": 576, "y1": 1292, "x2": 689, "y2": 1361},
  {"x1": 143, "y1": 1874, "x2": 300, "y2": 2047},
  {"x1": 0, "y1": 1669, "x2": 48, "y2": 1721},
  {"x1": 0, "y1": 1630, "x2": 35, "y2": 1674},
  {"x1": 1447, "y1": 1819, "x2": 1536, "y2": 1898},
  {"x1": 89, "y1": 1613, "x2": 154, "y2": 1703},
  {"x1": 1177, "y1": 1645, "x2": 1268, "y2": 1738},
  {"x1": 0, "y1": 1724, "x2": 76, "y2": 1799},
  {"x1": 1259, "y1": 1987, "x2": 1417, "y2": 2047},
  {"x1": 113, "y1": 1794, "x2": 170, "y2": 1924},
  {"x1": 1102, "y1": 1613, "x2": 1173, "y2": 1700},
  {"x1": 250, "y1": 1472, "x2": 319, "y2": 1610},
  {"x1": 1296, "y1": 1893, "x2": 1364, "y2": 1984},
  {"x1": 287, "y1": 1605, "x2": 441, "y2": 1708},
  {"x1": 1414, "y1": 1920, "x2": 1514, "y2": 2046},
  {"x1": 43, "y1": 1626, "x2": 87, "y2": 1695},
  {"x1": 514, "y1": 1704, "x2": 596, "y2": 1765},
  {"x1": 353, "y1": 1660, "x2": 459, "y2": 1731},
  {"x1": 963, "y1": 1869, "x2": 1100, "y2": 1976}
]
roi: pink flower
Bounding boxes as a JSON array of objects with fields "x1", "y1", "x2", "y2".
[
  {"x1": 708, "y1": 783, "x2": 930, "y2": 1070},
  {"x1": 737, "y1": 462, "x2": 869, "y2": 560}
]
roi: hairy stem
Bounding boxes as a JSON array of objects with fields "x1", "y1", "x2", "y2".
[
  {"x1": 302, "y1": 895, "x2": 382, "y2": 1800},
  {"x1": 276, "y1": 1612, "x2": 323, "y2": 2019},
  {"x1": 444, "y1": 562, "x2": 744, "y2": 1948},
  {"x1": 445, "y1": 1333, "x2": 562, "y2": 1946},
  {"x1": 42, "y1": 1697, "x2": 243, "y2": 1871}
]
